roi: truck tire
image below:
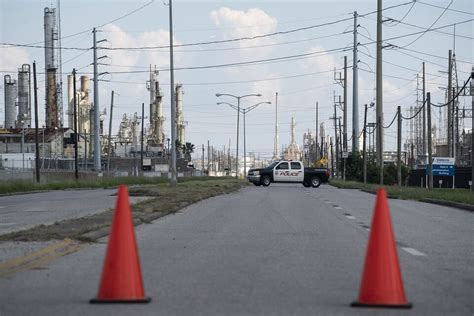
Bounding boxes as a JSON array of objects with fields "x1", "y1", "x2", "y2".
[
  {"x1": 261, "y1": 175, "x2": 271, "y2": 187},
  {"x1": 311, "y1": 176, "x2": 321, "y2": 188}
]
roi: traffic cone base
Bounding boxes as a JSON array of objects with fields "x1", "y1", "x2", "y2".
[
  {"x1": 351, "y1": 301, "x2": 412, "y2": 309},
  {"x1": 90, "y1": 297, "x2": 151, "y2": 304},
  {"x1": 90, "y1": 185, "x2": 150, "y2": 304},
  {"x1": 351, "y1": 188, "x2": 412, "y2": 309}
]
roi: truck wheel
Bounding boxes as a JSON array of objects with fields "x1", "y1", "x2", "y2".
[
  {"x1": 303, "y1": 182, "x2": 311, "y2": 188},
  {"x1": 261, "y1": 175, "x2": 271, "y2": 187},
  {"x1": 311, "y1": 176, "x2": 321, "y2": 188}
]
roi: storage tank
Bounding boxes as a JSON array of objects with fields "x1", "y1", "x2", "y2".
[
  {"x1": 4, "y1": 75, "x2": 17, "y2": 129},
  {"x1": 17, "y1": 64, "x2": 31, "y2": 128}
]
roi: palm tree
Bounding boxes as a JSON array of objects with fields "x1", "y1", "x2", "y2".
[{"x1": 181, "y1": 142, "x2": 195, "y2": 161}]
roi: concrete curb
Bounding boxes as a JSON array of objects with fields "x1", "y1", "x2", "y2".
[{"x1": 420, "y1": 198, "x2": 474, "y2": 212}]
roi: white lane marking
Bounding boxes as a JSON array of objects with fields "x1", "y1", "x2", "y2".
[
  {"x1": 334, "y1": 206, "x2": 343, "y2": 210},
  {"x1": 401, "y1": 247, "x2": 427, "y2": 257},
  {"x1": 324, "y1": 201, "x2": 332, "y2": 204},
  {"x1": 365, "y1": 228, "x2": 370, "y2": 232},
  {"x1": 0, "y1": 206, "x2": 5, "y2": 209},
  {"x1": 0, "y1": 222, "x2": 16, "y2": 226},
  {"x1": 345, "y1": 215, "x2": 356, "y2": 220}
]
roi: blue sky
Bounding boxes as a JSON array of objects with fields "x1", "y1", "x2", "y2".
[{"x1": 1, "y1": 0, "x2": 473, "y2": 159}]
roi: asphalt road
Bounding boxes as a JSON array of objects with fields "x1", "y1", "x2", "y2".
[
  {"x1": 0, "y1": 188, "x2": 149, "y2": 235},
  {"x1": 0, "y1": 184, "x2": 473, "y2": 315}
]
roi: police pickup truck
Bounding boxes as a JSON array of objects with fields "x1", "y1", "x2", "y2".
[{"x1": 247, "y1": 160, "x2": 330, "y2": 188}]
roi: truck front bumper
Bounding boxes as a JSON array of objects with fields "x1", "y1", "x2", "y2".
[{"x1": 247, "y1": 175, "x2": 261, "y2": 183}]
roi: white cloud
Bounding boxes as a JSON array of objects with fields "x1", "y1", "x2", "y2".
[
  {"x1": 209, "y1": 8, "x2": 280, "y2": 97},
  {"x1": 210, "y1": 7, "x2": 277, "y2": 42},
  {"x1": 0, "y1": 47, "x2": 30, "y2": 71}
]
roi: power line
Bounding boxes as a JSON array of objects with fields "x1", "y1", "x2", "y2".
[
  {"x1": 385, "y1": 1, "x2": 417, "y2": 27},
  {"x1": 400, "y1": 0, "x2": 453, "y2": 48},
  {"x1": 417, "y1": 0, "x2": 474, "y2": 16},
  {"x1": 383, "y1": 112, "x2": 398, "y2": 128},
  {"x1": 432, "y1": 74, "x2": 473, "y2": 108},
  {"x1": 105, "y1": 68, "x2": 340, "y2": 86}
]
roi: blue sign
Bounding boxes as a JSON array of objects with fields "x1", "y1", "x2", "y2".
[{"x1": 432, "y1": 164, "x2": 455, "y2": 176}]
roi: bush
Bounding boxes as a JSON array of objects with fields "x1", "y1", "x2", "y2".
[{"x1": 343, "y1": 152, "x2": 409, "y2": 185}]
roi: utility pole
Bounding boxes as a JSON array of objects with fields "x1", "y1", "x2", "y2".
[
  {"x1": 92, "y1": 27, "x2": 101, "y2": 173},
  {"x1": 168, "y1": 0, "x2": 177, "y2": 186},
  {"x1": 201, "y1": 144, "x2": 204, "y2": 173},
  {"x1": 376, "y1": 0, "x2": 384, "y2": 184},
  {"x1": 454, "y1": 87, "x2": 459, "y2": 164},
  {"x1": 207, "y1": 140, "x2": 210, "y2": 174},
  {"x1": 397, "y1": 106, "x2": 402, "y2": 187},
  {"x1": 140, "y1": 102, "x2": 144, "y2": 175},
  {"x1": 228, "y1": 138, "x2": 231, "y2": 175},
  {"x1": 315, "y1": 101, "x2": 319, "y2": 160},
  {"x1": 427, "y1": 92, "x2": 433, "y2": 189},
  {"x1": 352, "y1": 11, "x2": 359, "y2": 152},
  {"x1": 338, "y1": 117, "x2": 343, "y2": 160},
  {"x1": 107, "y1": 90, "x2": 114, "y2": 175},
  {"x1": 339, "y1": 117, "x2": 345, "y2": 180},
  {"x1": 330, "y1": 137, "x2": 334, "y2": 178},
  {"x1": 73, "y1": 69, "x2": 79, "y2": 180},
  {"x1": 471, "y1": 69, "x2": 474, "y2": 192},
  {"x1": 273, "y1": 92, "x2": 279, "y2": 160},
  {"x1": 343, "y1": 55, "x2": 348, "y2": 153},
  {"x1": 422, "y1": 62, "x2": 426, "y2": 161},
  {"x1": 447, "y1": 50, "x2": 453, "y2": 157},
  {"x1": 363, "y1": 104, "x2": 368, "y2": 183},
  {"x1": 33, "y1": 62, "x2": 40, "y2": 183},
  {"x1": 332, "y1": 101, "x2": 339, "y2": 177}
]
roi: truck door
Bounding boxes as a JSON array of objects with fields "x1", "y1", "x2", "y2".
[
  {"x1": 274, "y1": 162, "x2": 290, "y2": 182},
  {"x1": 289, "y1": 162, "x2": 304, "y2": 182}
]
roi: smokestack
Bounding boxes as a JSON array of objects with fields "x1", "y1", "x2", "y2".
[
  {"x1": 175, "y1": 84, "x2": 185, "y2": 145},
  {"x1": 17, "y1": 64, "x2": 31, "y2": 128},
  {"x1": 44, "y1": 7, "x2": 58, "y2": 128},
  {"x1": 4, "y1": 75, "x2": 17, "y2": 129}
]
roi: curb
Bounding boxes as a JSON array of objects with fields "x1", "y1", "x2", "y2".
[{"x1": 420, "y1": 198, "x2": 474, "y2": 212}]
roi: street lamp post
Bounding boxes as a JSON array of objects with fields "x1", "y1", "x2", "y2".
[
  {"x1": 216, "y1": 93, "x2": 261, "y2": 178},
  {"x1": 217, "y1": 101, "x2": 271, "y2": 177}
]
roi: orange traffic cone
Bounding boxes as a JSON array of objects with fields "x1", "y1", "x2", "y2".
[
  {"x1": 351, "y1": 188, "x2": 411, "y2": 308},
  {"x1": 90, "y1": 185, "x2": 151, "y2": 304}
]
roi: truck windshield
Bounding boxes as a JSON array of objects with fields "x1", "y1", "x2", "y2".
[{"x1": 265, "y1": 161, "x2": 279, "y2": 169}]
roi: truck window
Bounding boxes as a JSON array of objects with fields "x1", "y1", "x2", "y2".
[
  {"x1": 276, "y1": 162, "x2": 289, "y2": 170},
  {"x1": 290, "y1": 162, "x2": 301, "y2": 169}
]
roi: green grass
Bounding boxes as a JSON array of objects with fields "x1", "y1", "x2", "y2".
[
  {"x1": 0, "y1": 176, "x2": 236, "y2": 195},
  {"x1": 0, "y1": 178, "x2": 245, "y2": 242},
  {"x1": 330, "y1": 179, "x2": 474, "y2": 206}
]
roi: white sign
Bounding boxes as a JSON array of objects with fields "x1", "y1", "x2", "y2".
[
  {"x1": 342, "y1": 152, "x2": 349, "y2": 159},
  {"x1": 432, "y1": 157, "x2": 455, "y2": 165},
  {"x1": 155, "y1": 164, "x2": 169, "y2": 172},
  {"x1": 143, "y1": 158, "x2": 152, "y2": 166}
]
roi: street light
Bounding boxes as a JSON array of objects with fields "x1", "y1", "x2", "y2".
[
  {"x1": 217, "y1": 101, "x2": 271, "y2": 177},
  {"x1": 215, "y1": 93, "x2": 261, "y2": 178}
]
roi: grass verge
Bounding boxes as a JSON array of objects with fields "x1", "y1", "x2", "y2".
[
  {"x1": 330, "y1": 179, "x2": 474, "y2": 206},
  {"x1": 0, "y1": 178, "x2": 244, "y2": 242},
  {"x1": 0, "y1": 176, "x2": 234, "y2": 195}
]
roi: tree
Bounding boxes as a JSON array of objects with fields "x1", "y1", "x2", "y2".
[{"x1": 181, "y1": 142, "x2": 195, "y2": 161}]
